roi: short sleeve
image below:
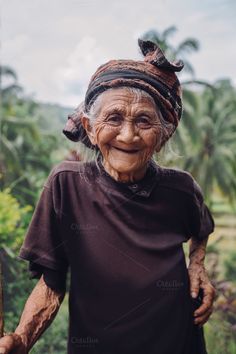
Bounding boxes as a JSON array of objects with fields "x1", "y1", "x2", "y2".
[
  {"x1": 188, "y1": 180, "x2": 215, "y2": 240},
  {"x1": 28, "y1": 262, "x2": 67, "y2": 292},
  {"x1": 19, "y1": 169, "x2": 69, "y2": 274}
]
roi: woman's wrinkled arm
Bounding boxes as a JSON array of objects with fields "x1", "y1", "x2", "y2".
[
  {"x1": 188, "y1": 236, "x2": 216, "y2": 326},
  {"x1": 0, "y1": 275, "x2": 65, "y2": 354}
]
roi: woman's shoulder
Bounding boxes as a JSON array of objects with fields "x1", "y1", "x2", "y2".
[
  {"x1": 51, "y1": 160, "x2": 85, "y2": 174},
  {"x1": 44, "y1": 160, "x2": 95, "y2": 187},
  {"x1": 157, "y1": 164, "x2": 202, "y2": 200}
]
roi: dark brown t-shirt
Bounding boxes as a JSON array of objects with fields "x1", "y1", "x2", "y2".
[{"x1": 19, "y1": 157, "x2": 214, "y2": 354}]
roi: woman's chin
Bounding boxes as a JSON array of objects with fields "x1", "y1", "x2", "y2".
[{"x1": 107, "y1": 160, "x2": 145, "y2": 176}]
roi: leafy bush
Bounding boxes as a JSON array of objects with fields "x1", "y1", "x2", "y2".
[
  {"x1": 0, "y1": 189, "x2": 68, "y2": 352},
  {"x1": 0, "y1": 188, "x2": 32, "y2": 251}
]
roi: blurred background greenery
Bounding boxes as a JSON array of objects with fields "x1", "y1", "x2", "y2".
[{"x1": 0, "y1": 27, "x2": 236, "y2": 353}]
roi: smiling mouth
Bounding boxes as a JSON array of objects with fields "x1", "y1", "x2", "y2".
[{"x1": 112, "y1": 146, "x2": 140, "y2": 154}]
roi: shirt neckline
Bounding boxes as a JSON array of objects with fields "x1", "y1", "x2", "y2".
[{"x1": 95, "y1": 156, "x2": 161, "y2": 198}]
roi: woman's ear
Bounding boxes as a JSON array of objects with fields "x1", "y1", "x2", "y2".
[{"x1": 81, "y1": 116, "x2": 97, "y2": 146}]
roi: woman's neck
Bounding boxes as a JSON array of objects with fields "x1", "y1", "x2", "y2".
[{"x1": 101, "y1": 159, "x2": 148, "y2": 183}]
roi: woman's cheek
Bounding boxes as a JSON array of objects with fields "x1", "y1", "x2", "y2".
[
  {"x1": 142, "y1": 128, "x2": 161, "y2": 148},
  {"x1": 94, "y1": 123, "x2": 117, "y2": 147}
]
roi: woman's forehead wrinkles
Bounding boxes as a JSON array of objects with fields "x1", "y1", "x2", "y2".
[
  {"x1": 100, "y1": 94, "x2": 157, "y2": 114},
  {"x1": 103, "y1": 104, "x2": 126, "y2": 114},
  {"x1": 100, "y1": 104, "x2": 158, "y2": 119}
]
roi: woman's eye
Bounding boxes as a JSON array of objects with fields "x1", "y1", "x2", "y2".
[
  {"x1": 136, "y1": 116, "x2": 152, "y2": 128},
  {"x1": 106, "y1": 115, "x2": 122, "y2": 125}
]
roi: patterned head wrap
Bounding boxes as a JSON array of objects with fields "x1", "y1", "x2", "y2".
[{"x1": 63, "y1": 39, "x2": 184, "y2": 149}]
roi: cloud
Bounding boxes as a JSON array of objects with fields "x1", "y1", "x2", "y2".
[
  {"x1": 2, "y1": 0, "x2": 235, "y2": 106},
  {"x1": 54, "y1": 36, "x2": 110, "y2": 105},
  {"x1": 2, "y1": 34, "x2": 31, "y2": 61}
]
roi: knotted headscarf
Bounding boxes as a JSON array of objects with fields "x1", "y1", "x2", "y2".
[{"x1": 63, "y1": 39, "x2": 184, "y2": 149}]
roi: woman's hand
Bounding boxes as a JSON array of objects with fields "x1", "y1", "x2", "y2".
[
  {"x1": 0, "y1": 333, "x2": 27, "y2": 354},
  {"x1": 188, "y1": 262, "x2": 216, "y2": 326}
]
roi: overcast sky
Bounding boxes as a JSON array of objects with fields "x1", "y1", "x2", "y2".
[{"x1": 1, "y1": 0, "x2": 235, "y2": 107}]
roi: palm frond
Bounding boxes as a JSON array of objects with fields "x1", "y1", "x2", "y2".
[
  {"x1": 162, "y1": 26, "x2": 177, "y2": 40},
  {"x1": 177, "y1": 39, "x2": 200, "y2": 54}
]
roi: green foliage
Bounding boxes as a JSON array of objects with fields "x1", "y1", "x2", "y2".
[
  {"x1": 0, "y1": 188, "x2": 68, "y2": 351},
  {"x1": 0, "y1": 65, "x2": 71, "y2": 352},
  {"x1": 224, "y1": 251, "x2": 236, "y2": 283},
  {"x1": 205, "y1": 313, "x2": 236, "y2": 354},
  {"x1": 167, "y1": 80, "x2": 236, "y2": 206},
  {"x1": 0, "y1": 188, "x2": 32, "y2": 250},
  {"x1": 0, "y1": 189, "x2": 34, "y2": 332},
  {"x1": 204, "y1": 234, "x2": 236, "y2": 354},
  {"x1": 2, "y1": 256, "x2": 37, "y2": 332},
  {"x1": 0, "y1": 65, "x2": 72, "y2": 206}
]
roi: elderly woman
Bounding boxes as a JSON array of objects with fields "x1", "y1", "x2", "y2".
[{"x1": 0, "y1": 40, "x2": 215, "y2": 354}]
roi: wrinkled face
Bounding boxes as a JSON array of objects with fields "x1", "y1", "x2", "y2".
[{"x1": 83, "y1": 88, "x2": 165, "y2": 178}]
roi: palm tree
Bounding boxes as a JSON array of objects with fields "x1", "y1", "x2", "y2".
[
  {"x1": 0, "y1": 65, "x2": 23, "y2": 105},
  {"x1": 0, "y1": 66, "x2": 62, "y2": 204},
  {"x1": 141, "y1": 26, "x2": 199, "y2": 76},
  {"x1": 171, "y1": 79, "x2": 236, "y2": 206}
]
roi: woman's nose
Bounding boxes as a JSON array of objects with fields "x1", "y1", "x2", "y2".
[{"x1": 116, "y1": 122, "x2": 140, "y2": 143}]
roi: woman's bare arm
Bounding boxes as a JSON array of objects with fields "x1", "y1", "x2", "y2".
[
  {"x1": 0, "y1": 275, "x2": 65, "y2": 354},
  {"x1": 188, "y1": 236, "x2": 216, "y2": 326}
]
